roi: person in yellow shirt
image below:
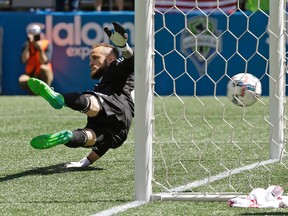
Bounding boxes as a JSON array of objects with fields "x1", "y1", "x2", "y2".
[{"x1": 19, "y1": 24, "x2": 53, "y2": 94}]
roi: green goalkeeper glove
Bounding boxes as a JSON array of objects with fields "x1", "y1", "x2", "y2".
[{"x1": 104, "y1": 22, "x2": 129, "y2": 51}]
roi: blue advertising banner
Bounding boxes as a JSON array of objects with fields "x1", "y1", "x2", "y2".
[
  {"x1": 0, "y1": 11, "x2": 134, "y2": 95},
  {"x1": 0, "y1": 11, "x2": 270, "y2": 96},
  {"x1": 154, "y1": 12, "x2": 269, "y2": 96}
]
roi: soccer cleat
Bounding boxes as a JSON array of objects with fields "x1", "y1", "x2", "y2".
[
  {"x1": 27, "y1": 78, "x2": 65, "y2": 109},
  {"x1": 30, "y1": 130, "x2": 73, "y2": 149}
]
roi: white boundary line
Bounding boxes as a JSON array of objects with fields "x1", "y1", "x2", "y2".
[
  {"x1": 91, "y1": 159, "x2": 279, "y2": 215},
  {"x1": 90, "y1": 201, "x2": 148, "y2": 216},
  {"x1": 171, "y1": 159, "x2": 279, "y2": 192}
]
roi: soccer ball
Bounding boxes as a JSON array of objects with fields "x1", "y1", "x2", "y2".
[{"x1": 227, "y1": 73, "x2": 262, "y2": 106}]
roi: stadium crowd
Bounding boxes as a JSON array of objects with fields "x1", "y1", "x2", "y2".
[
  {"x1": 0, "y1": 0, "x2": 134, "y2": 11},
  {"x1": 0, "y1": 0, "x2": 269, "y2": 12}
]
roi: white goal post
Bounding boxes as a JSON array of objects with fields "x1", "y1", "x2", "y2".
[
  {"x1": 134, "y1": 0, "x2": 287, "y2": 202},
  {"x1": 269, "y1": 0, "x2": 286, "y2": 159},
  {"x1": 134, "y1": 0, "x2": 154, "y2": 201}
]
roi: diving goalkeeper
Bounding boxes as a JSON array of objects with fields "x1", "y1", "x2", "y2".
[{"x1": 27, "y1": 22, "x2": 134, "y2": 168}]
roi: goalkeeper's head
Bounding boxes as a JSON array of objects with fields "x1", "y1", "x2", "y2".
[{"x1": 89, "y1": 43, "x2": 120, "y2": 80}]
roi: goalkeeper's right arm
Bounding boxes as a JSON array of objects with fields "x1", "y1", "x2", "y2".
[
  {"x1": 65, "y1": 157, "x2": 92, "y2": 168},
  {"x1": 65, "y1": 150, "x2": 101, "y2": 168}
]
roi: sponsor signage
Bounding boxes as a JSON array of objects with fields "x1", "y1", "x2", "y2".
[{"x1": 0, "y1": 12, "x2": 270, "y2": 96}]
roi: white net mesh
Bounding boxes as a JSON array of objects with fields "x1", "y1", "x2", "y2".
[{"x1": 151, "y1": 0, "x2": 288, "y2": 200}]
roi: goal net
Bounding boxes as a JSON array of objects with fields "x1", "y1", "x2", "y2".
[{"x1": 134, "y1": 0, "x2": 288, "y2": 201}]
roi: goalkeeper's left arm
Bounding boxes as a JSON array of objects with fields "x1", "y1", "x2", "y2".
[{"x1": 104, "y1": 22, "x2": 133, "y2": 59}]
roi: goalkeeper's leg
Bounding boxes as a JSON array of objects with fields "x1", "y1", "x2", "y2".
[
  {"x1": 30, "y1": 129, "x2": 93, "y2": 150},
  {"x1": 28, "y1": 78, "x2": 100, "y2": 115},
  {"x1": 27, "y1": 78, "x2": 65, "y2": 109},
  {"x1": 31, "y1": 130, "x2": 73, "y2": 149}
]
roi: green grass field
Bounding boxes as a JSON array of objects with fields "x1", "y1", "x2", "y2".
[{"x1": 1, "y1": 96, "x2": 288, "y2": 216}]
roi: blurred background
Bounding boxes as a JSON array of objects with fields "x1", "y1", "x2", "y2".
[{"x1": 0, "y1": 0, "x2": 272, "y2": 96}]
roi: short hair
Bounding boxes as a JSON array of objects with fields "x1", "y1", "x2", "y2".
[{"x1": 91, "y1": 43, "x2": 120, "y2": 58}]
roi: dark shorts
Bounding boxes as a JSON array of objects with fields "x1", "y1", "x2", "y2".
[{"x1": 82, "y1": 91, "x2": 133, "y2": 156}]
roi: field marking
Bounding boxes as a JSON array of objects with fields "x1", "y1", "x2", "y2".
[
  {"x1": 90, "y1": 200, "x2": 148, "y2": 216},
  {"x1": 171, "y1": 159, "x2": 279, "y2": 192},
  {"x1": 91, "y1": 159, "x2": 279, "y2": 215}
]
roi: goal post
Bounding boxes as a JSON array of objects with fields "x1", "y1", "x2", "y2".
[
  {"x1": 268, "y1": 0, "x2": 286, "y2": 159},
  {"x1": 134, "y1": 0, "x2": 154, "y2": 201},
  {"x1": 134, "y1": 0, "x2": 287, "y2": 202}
]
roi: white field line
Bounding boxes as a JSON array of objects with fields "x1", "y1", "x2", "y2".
[
  {"x1": 91, "y1": 159, "x2": 279, "y2": 216},
  {"x1": 171, "y1": 159, "x2": 279, "y2": 192},
  {"x1": 90, "y1": 201, "x2": 148, "y2": 216}
]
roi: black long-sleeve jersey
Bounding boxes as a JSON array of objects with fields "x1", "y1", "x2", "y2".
[
  {"x1": 85, "y1": 55, "x2": 134, "y2": 134},
  {"x1": 94, "y1": 56, "x2": 134, "y2": 117},
  {"x1": 83, "y1": 55, "x2": 134, "y2": 155}
]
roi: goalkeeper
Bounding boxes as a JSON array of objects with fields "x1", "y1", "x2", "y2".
[{"x1": 27, "y1": 22, "x2": 134, "y2": 168}]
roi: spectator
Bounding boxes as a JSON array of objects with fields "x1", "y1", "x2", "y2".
[
  {"x1": 155, "y1": 0, "x2": 237, "y2": 13},
  {"x1": 245, "y1": 0, "x2": 269, "y2": 12},
  {"x1": 55, "y1": 0, "x2": 79, "y2": 11},
  {"x1": 95, "y1": 0, "x2": 124, "y2": 11},
  {"x1": 19, "y1": 24, "x2": 53, "y2": 94}
]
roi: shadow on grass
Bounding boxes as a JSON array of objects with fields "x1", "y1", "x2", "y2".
[{"x1": 0, "y1": 163, "x2": 103, "y2": 182}]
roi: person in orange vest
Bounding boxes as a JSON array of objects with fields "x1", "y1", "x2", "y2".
[{"x1": 19, "y1": 24, "x2": 53, "y2": 94}]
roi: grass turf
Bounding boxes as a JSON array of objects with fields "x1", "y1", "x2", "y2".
[{"x1": 0, "y1": 96, "x2": 288, "y2": 215}]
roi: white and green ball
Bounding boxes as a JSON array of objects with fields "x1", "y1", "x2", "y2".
[{"x1": 227, "y1": 73, "x2": 262, "y2": 106}]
